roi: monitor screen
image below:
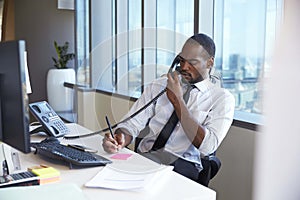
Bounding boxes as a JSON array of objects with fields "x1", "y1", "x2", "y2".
[{"x1": 0, "y1": 40, "x2": 31, "y2": 153}]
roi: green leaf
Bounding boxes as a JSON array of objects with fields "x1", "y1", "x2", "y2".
[{"x1": 52, "y1": 41, "x2": 75, "y2": 69}]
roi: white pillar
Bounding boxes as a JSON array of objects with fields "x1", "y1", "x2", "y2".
[{"x1": 253, "y1": 1, "x2": 300, "y2": 200}]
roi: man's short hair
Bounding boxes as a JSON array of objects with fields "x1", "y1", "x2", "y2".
[{"x1": 190, "y1": 33, "x2": 215, "y2": 57}]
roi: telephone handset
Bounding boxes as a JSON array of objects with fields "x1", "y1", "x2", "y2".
[
  {"x1": 168, "y1": 55, "x2": 190, "y2": 87},
  {"x1": 168, "y1": 55, "x2": 181, "y2": 75},
  {"x1": 29, "y1": 101, "x2": 70, "y2": 137}
]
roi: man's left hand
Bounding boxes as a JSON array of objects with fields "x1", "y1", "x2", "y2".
[{"x1": 166, "y1": 72, "x2": 184, "y2": 106}]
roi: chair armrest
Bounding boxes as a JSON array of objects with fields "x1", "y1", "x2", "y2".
[{"x1": 208, "y1": 155, "x2": 221, "y2": 179}]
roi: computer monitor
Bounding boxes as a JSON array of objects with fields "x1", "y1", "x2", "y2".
[{"x1": 0, "y1": 40, "x2": 31, "y2": 153}]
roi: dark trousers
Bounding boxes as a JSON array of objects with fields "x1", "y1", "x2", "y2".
[
  {"x1": 139, "y1": 150, "x2": 210, "y2": 186},
  {"x1": 170, "y1": 156, "x2": 200, "y2": 182}
]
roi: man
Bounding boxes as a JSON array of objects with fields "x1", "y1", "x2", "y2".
[{"x1": 102, "y1": 33, "x2": 235, "y2": 184}]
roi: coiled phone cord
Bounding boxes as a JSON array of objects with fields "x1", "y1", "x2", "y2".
[
  {"x1": 64, "y1": 55, "x2": 183, "y2": 140},
  {"x1": 63, "y1": 88, "x2": 167, "y2": 140}
]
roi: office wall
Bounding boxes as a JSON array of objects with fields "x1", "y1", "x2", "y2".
[
  {"x1": 77, "y1": 90, "x2": 135, "y2": 132},
  {"x1": 210, "y1": 126, "x2": 255, "y2": 200},
  {"x1": 77, "y1": 91, "x2": 256, "y2": 200},
  {"x1": 14, "y1": 0, "x2": 74, "y2": 103}
]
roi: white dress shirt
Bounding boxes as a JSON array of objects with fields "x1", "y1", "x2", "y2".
[{"x1": 117, "y1": 76, "x2": 235, "y2": 167}]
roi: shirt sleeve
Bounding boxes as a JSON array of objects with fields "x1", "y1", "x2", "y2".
[
  {"x1": 199, "y1": 89, "x2": 235, "y2": 155},
  {"x1": 116, "y1": 77, "x2": 167, "y2": 140}
]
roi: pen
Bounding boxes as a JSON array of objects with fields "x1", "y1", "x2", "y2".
[
  {"x1": 67, "y1": 144, "x2": 98, "y2": 153},
  {"x1": 105, "y1": 116, "x2": 114, "y2": 139}
]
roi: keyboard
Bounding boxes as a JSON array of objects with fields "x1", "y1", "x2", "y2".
[{"x1": 31, "y1": 137, "x2": 112, "y2": 168}]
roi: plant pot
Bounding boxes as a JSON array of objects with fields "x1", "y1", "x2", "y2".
[{"x1": 47, "y1": 68, "x2": 75, "y2": 112}]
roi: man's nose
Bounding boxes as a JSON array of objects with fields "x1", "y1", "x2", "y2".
[{"x1": 180, "y1": 60, "x2": 190, "y2": 71}]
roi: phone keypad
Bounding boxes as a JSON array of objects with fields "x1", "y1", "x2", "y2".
[{"x1": 53, "y1": 120, "x2": 69, "y2": 133}]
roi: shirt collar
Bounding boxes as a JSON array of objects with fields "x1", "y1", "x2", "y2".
[{"x1": 193, "y1": 78, "x2": 213, "y2": 92}]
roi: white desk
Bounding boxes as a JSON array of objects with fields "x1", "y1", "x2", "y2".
[{"x1": 19, "y1": 123, "x2": 216, "y2": 200}]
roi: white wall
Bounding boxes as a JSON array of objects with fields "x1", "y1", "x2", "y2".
[{"x1": 15, "y1": 0, "x2": 75, "y2": 104}]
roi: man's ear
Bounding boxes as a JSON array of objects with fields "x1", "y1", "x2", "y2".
[{"x1": 207, "y1": 57, "x2": 214, "y2": 68}]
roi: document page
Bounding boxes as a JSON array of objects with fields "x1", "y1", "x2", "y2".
[{"x1": 85, "y1": 165, "x2": 173, "y2": 190}]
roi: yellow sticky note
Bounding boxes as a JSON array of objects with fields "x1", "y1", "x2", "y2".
[{"x1": 28, "y1": 165, "x2": 60, "y2": 179}]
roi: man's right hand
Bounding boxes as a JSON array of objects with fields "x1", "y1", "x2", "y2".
[{"x1": 102, "y1": 132, "x2": 124, "y2": 153}]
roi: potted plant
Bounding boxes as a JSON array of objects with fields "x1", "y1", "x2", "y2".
[
  {"x1": 52, "y1": 41, "x2": 75, "y2": 69},
  {"x1": 47, "y1": 41, "x2": 76, "y2": 112}
]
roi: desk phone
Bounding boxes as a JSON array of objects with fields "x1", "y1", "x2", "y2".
[{"x1": 29, "y1": 101, "x2": 70, "y2": 137}]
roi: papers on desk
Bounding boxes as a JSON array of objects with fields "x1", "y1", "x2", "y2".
[{"x1": 85, "y1": 165, "x2": 173, "y2": 190}]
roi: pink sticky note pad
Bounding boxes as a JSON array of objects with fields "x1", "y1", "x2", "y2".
[{"x1": 110, "y1": 153, "x2": 133, "y2": 160}]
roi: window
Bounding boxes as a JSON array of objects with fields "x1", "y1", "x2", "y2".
[
  {"x1": 75, "y1": 0, "x2": 90, "y2": 86},
  {"x1": 76, "y1": 0, "x2": 283, "y2": 126},
  {"x1": 214, "y1": 0, "x2": 283, "y2": 115},
  {"x1": 90, "y1": 0, "x2": 199, "y2": 97}
]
